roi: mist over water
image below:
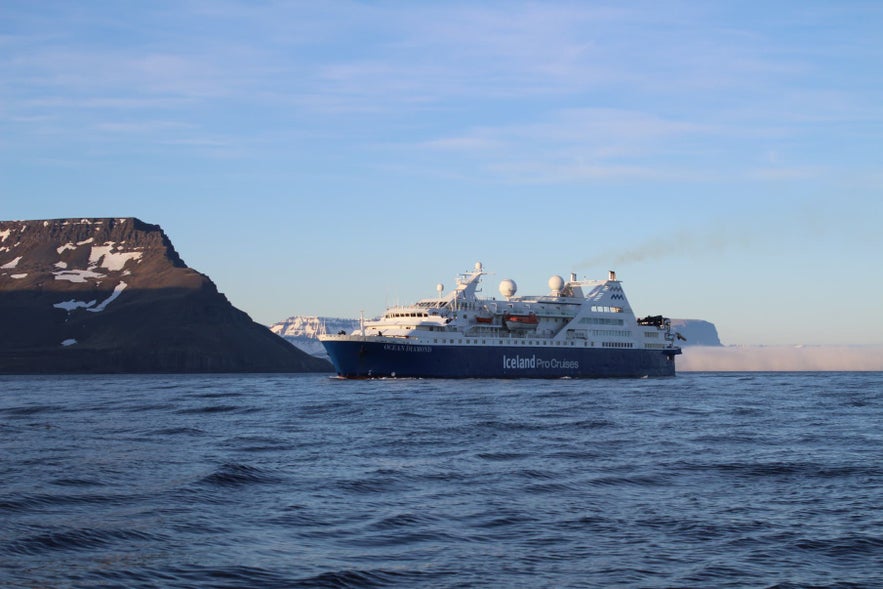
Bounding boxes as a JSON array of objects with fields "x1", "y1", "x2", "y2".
[
  {"x1": 681, "y1": 345, "x2": 883, "y2": 372},
  {"x1": 2, "y1": 373, "x2": 882, "y2": 588}
]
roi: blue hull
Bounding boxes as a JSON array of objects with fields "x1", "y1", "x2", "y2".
[{"x1": 322, "y1": 339, "x2": 680, "y2": 378}]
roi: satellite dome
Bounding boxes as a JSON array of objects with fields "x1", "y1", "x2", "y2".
[
  {"x1": 499, "y1": 279, "x2": 517, "y2": 298},
  {"x1": 548, "y1": 275, "x2": 565, "y2": 293},
  {"x1": 436, "y1": 283, "x2": 444, "y2": 294}
]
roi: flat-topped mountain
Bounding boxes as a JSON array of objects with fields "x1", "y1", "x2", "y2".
[
  {"x1": 669, "y1": 318, "x2": 722, "y2": 346},
  {"x1": 0, "y1": 218, "x2": 330, "y2": 373}
]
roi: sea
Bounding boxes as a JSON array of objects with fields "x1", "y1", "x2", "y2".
[{"x1": 1, "y1": 372, "x2": 881, "y2": 588}]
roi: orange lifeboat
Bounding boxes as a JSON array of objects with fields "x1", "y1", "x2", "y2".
[{"x1": 504, "y1": 312, "x2": 538, "y2": 330}]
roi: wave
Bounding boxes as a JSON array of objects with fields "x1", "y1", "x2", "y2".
[
  {"x1": 197, "y1": 463, "x2": 282, "y2": 487},
  {"x1": 5, "y1": 527, "x2": 158, "y2": 556}
]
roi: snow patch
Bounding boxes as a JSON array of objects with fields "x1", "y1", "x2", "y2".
[
  {"x1": 55, "y1": 261, "x2": 68, "y2": 269},
  {"x1": 89, "y1": 243, "x2": 143, "y2": 271},
  {"x1": 0, "y1": 229, "x2": 10, "y2": 242},
  {"x1": 54, "y1": 269, "x2": 105, "y2": 283},
  {"x1": 61, "y1": 339, "x2": 77, "y2": 347},
  {"x1": 11, "y1": 273, "x2": 27, "y2": 279},
  {"x1": 1, "y1": 256, "x2": 22, "y2": 269},
  {"x1": 53, "y1": 282, "x2": 126, "y2": 313},
  {"x1": 54, "y1": 299, "x2": 97, "y2": 311},
  {"x1": 57, "y1": 243, "x2": 77, "y2": 254},
  {"x1": 88, "y1": 281, "x2": 127, "y2": 312},
  {"x1": 77, "y1": 237, "x2": 94, "y2": 246}
]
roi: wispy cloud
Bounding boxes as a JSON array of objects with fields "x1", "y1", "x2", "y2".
[
  {"x1": 416, "y1": 108, "x2": 715, "y2": 182},
  {"x1": 4, "y1": 1, "x2": 883, "y2": 174},
  {"x1": 96, "y1": 121, "x2": 194, "y2": 133}
]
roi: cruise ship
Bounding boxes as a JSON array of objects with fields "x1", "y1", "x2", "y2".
[{"x1": 319, "y1": 263, "x2": 682, "y2": 378}]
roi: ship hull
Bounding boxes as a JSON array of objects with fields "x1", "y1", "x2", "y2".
[{"x1": 322, "y1": 337, "x2": 679, "y2": 378}]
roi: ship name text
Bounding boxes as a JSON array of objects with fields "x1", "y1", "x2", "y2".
[
  {"x1": 502, "y1": 354, "x2": 579, "y2": 370},
  {"x1": 383, "y1": 343, "x2": 432, "y2": 353}
]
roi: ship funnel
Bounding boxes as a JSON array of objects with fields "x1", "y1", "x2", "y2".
[
  {"x1": 570, "y1": 272, "x2": 577, "y2": 282},
  {"x1": 609, "y1": 270, "x2": 616, "y2": 281}
]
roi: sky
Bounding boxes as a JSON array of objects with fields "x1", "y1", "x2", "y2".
[{"x1": 2, "y1": 1, "x2": 882, "y2": 346}]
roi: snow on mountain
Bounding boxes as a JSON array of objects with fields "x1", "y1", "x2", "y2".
[
  {"x1": 669, "y1": 319, "x2": 722, "y2": 346},
  {"x1": 0, "y1": 217, "x2": 330, "y2": 373},
  {"x1": 269, "y1": 316, "x2": 360, "y2": 359}
]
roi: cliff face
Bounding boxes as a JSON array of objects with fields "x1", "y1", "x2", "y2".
[
  {"x1": 669, "y1": 319, "x2": 723, "y2": 346},
  {"x1": 0, "y1": 218, "x2": 330, "y2": 373}
]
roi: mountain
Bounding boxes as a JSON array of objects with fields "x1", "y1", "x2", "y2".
[
  {"x1": 270, "y1": 315, "x2": 721, "y2": 359},
  {"x1": 270, "y1": 316, "x2": 360, "y2": 360},
  {"x1": 669, "y1": 319, "x2": 722, "y2": 346},
  {"x1": 0, "y1": 218, "x2": 331, "y2": 373}
]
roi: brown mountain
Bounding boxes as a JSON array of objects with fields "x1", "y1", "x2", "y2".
[{"x1": 0, "y1": 218, "x2": 331, "y2": 373}]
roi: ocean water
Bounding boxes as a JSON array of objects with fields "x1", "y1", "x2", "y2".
[{"x1": 1, "y1": 372, "x2": 881, "y2": 588}]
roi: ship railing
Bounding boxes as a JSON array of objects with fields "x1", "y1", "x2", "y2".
[{"x1": 565, "y1": 329, "x2": 589, "y2": 340}]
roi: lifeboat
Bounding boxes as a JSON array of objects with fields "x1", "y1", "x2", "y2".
[{"x1": 504, "y1": 312, "x2": 538, "y2": 330}]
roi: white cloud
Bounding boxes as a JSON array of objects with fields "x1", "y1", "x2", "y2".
[{"x1": 416, "y1": 108, "x2": 714, "y2": 182}]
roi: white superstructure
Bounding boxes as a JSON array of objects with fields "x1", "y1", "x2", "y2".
[{"x1": 324, "y1": 262, "x2": 680, "y2": 352}]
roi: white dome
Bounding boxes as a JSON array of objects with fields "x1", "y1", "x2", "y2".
[
  {"x1": 499, "y1": 279, "x2": 517, "y2": 298},
  {"x1": 548, "y1": 275, "x2": 565, "y2": 293},
  {"x1": 436, "y1": 283, "x2": 444, "y2": 294}
]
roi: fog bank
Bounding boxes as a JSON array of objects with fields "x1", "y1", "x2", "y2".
[{"x1": 679, "y1": 345, "x2": 883, "y2": 372}]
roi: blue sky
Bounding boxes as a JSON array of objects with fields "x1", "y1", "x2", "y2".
[{"x1": 2, "y1": 1, "x2": 882, "y2": 345}]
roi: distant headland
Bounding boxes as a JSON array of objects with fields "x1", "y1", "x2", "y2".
[{"x1": 0, "y1": 218, "x2": 330, "y2": 374}]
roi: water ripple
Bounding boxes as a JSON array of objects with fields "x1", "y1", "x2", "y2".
[{"x1": 1, "y1": 372, "x2": 881, "y2": 588}]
